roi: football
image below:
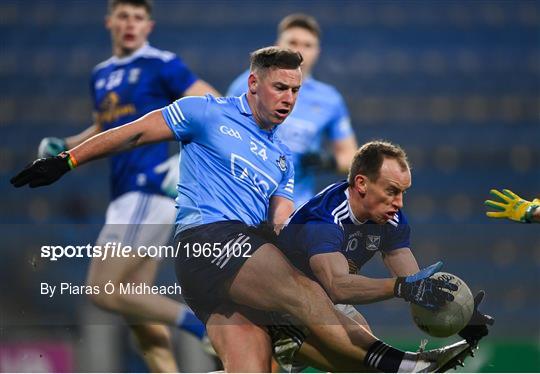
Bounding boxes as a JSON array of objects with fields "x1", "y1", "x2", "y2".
[{"x1": 410, "y1": 272, "x2": 474, "y2": 337}]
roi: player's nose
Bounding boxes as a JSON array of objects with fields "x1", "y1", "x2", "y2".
[
  {"x1": 281, "y1": 89, "x2": 294, "y2": 105},
  {"x1": 125, "y1": 16, "x2": 136, "y2": 28},
  {"x1": 393, "y1": 193, "x2": 404, "y2": 209}
]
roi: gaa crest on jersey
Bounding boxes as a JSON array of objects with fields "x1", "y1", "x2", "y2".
[
  {"x1": 366, "y1": 235, "x2": 381, "y2": 251},
  {"x1": 277, "y1": 155, "x2": 287, "y2": 172}
]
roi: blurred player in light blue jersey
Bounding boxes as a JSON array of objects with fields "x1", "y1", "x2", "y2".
[
  {"x1": 14, "y1": 47, "x2": 485, "y2": 373},
  {"x1": 36, "y1": 0, "x2": 219, "y2": 371},
  {"x1": 228, "y1": 14, "x2": 358, "y2": 207}
]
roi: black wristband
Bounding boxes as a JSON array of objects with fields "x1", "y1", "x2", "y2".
[{"x1": 525, "y1": 204, "x2": 539, "y2": 223}]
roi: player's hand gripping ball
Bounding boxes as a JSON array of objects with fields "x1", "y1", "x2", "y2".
[
  {"x1": 410, "y1": 272, "x2": 474, "y2": 338},
  {"x1": 394, "y1": 261, "x2": 457, "y2": 311}
]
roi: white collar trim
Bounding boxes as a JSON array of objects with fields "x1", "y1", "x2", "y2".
[{"x1": 345, "y1": 189, "x2": 366, "y2": 225}]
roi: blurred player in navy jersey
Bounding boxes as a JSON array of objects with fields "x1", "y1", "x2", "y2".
[
  {"x1": 228, "y1": 13, "x2": 357, "y2": 207},
  {"x1": 270, "y1": 140, "x2": 494, "y2": 371},
  {"x1": 13, "y1": 47, "x2": 482, "y2": 373},
  {"x1": 36, "y1": 0, "x2": 219, "y2": 371}
]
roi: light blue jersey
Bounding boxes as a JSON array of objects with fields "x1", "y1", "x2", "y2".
[
  {"x1": 91, "y1": 43, "x2": 197, "y2": 199},
  {"x1": 162, "y1": 94, "x2": 295, "y2": 231},
  {"x1": 228, "y1": 70, "x2": 353, "y2": 206}
]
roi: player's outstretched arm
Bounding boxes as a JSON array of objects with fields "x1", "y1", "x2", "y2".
[
  {"x1": 485, "y1": 189, "x2": 540, "y2": 223},
  {"x1": 332, "y1": 135, "x2": 358, "y2": 173},
  {"x1": 309, "y1": 252, "x2": 397, "y2": 304},
  {"x1": 70, "y1": 110, "x2": 174, "y2": 165},
  {"x1": 12, "y1": 110, "x2": 174, "y2": 188},
  {"x1": 38, "y1": 123, "x2": 102, "y2": 158},
  {"x1": 382, "y1": 247, "x2": 420, "y2": 277}
]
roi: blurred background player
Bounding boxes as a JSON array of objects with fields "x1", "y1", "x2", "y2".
[
  {"x1": 36, "y1": 0, "x2": 219, "y2": 371},
  {"x1": 272, "y1": 141, "x2": 493, "y2": 370},
  {"x1": 485, "y1": 189, "x2": 540, "y2": 223},
  {"x1": 228, "y1": 13, "x2": 358, "y2": 207}
]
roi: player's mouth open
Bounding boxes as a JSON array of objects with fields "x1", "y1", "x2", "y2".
[
  {"x1": 385, "y1": 211, "x2": 397, "y2": 220},
  {"x1": 275, "y1": 109, "x2": 289, "y2": 118},
  {"x1": 123, "y1": 34, "x2": 135, "y2": 42}
]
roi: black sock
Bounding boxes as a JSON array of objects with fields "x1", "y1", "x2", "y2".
[{"x1": 364, "y1": 340, "x2": 405, "y2": 372}]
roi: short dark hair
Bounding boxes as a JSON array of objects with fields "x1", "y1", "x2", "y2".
[
  {"x1": 249, "y1": 46, "x2": 303, "y2": 73},
  {"x1": 278, "y1": 13, "x2": 321, "y2": 39},
  {"x1": 108, "y1": 0, "x2": 153, "y2": 16},
  {"x1": 348, "y1": 140, "x2": 410, "y2": 186}
]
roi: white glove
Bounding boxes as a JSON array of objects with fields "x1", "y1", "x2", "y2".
[
  {"x1": 154, "y1": 153, "x2": 180, "y2": 198},
  {"x1": 38, "y1": 137, "x2": 67, "y2": 158}
]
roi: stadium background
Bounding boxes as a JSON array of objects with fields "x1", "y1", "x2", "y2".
[{"x1": 0, "y1": 0, "x2": 538, "y2": 371}]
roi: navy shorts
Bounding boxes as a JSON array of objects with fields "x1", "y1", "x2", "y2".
[{"x1": 174, "y1": 220, "x2": 270, "y2": 324}]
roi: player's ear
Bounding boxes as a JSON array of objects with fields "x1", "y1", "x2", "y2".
[
  {"x1": 248, "y1": 73, "x2": 258, "y2": 95},
  {"x1": 147, "y1": 19, "x2": 155, "y2": 33},
  {"x1": 355, "y1": 174, "x2": 368, "y2": 195}
]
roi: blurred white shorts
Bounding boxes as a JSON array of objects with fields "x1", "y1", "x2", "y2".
[{"x1": 96, "y1": 191, "x2": 176, "y2": 258}]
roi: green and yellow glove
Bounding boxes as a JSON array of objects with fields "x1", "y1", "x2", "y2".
[{"x1": 485, "y1": 189, "x2": 539, "y2": 223}]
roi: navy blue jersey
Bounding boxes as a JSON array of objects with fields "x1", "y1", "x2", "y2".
[
  {"x1": 91, "y1": 43, "x2": 197, "y2": 199},
  {"x1": 278, "y1": 181, "x2": 410, "y2": 280}
]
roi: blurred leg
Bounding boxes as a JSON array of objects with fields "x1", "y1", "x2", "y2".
[
  {"x1": 86, "y1": 254, "x2": 183, "y2": 325},
  {"x1": 130, "y1": 323, "x2": 177, "y2": 372}
]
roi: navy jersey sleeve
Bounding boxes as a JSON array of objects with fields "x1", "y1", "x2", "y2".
[
  {"x1": 301, "y1": 220, "x2": 345, "y2": 257},
  {"x1": 161, "y1": 95, "x2": 210, "y2": 142},
  {"x1": 382, "y1": 211, "x2": 411, "y2": 252},
  {"x1": 160, "y1": 56, "x2": 198, "y2": 100}
]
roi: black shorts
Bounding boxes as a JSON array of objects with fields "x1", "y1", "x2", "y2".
[{"x1": 174, "y1": 220, "x2": 270, "y2": 324}]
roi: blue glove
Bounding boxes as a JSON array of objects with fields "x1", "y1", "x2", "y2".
[{"x1": 394, "y1": 261, "x2": 458, "y2": 310}]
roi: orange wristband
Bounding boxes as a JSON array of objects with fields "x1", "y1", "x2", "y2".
[{"x1": 66, "y1": 152, "x2": 78, "y2": 169}]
